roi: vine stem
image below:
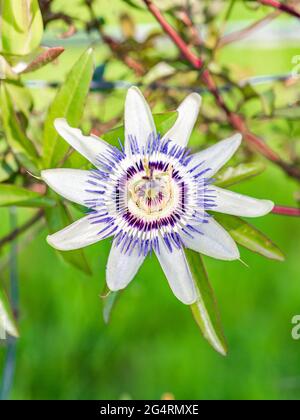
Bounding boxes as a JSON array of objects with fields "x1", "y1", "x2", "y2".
[
  {"x1": 143, "y1": 0, "x2": 203, "y2": 69},
  {"x1": 86, "y1": 2, "x2": 145, "y2": 76},
  {"x1": 218, "y1": 11, "x2": 280, "y2": 48},
  {"x1": 0, "y1": 210, "x2": 44, "y2": 250},
  {"x1": 143, "y1": 0, "x2": 300, "y2": 181},
  {"x1": 0, "y1": 208, "x2": 19, "y2": 400},
  {"x1": 272, "y1": 205, "x2": 300, "y2": 217},
  {"x1": 258, "y1": 0, "x2": 300, "y2": 19}
]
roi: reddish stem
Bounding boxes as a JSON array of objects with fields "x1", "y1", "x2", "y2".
[
  {"x1": 258, "y1": 0, "x2": 300, "y2": 19},
  {"x1": 143, "y1": 0, "x2": 300, "y2": 181},
  {"x1": 143, "y1": 0, "x2": 203, "y2": 69},
  {"x1": 201, "y1": 69, "x2": 283, "y2": 164},
  {"x1": 272, "y1": 205, "x2": 300, "y2": 216}
]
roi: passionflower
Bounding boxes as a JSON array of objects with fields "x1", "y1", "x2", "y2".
[{"x1": 42, "y1": 87, "x2": 273, "y2": 304}]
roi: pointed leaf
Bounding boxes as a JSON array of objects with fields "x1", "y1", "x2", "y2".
[
  {"x1": 215, "y1": 161, "x2": 266, "y2": 188},
  {"x1": 0, "y1": 56, "x2": 18, "y2": 80},
  {"x1": 154, "y1": 112, "x2": 178, "y2": 136},
  {"x1": 0, "y1": 184, "x2": 56, "y2": 208},
  {"x1": 143, "y1": 63, "x2": 175, "y2": 85},
  {"x1": 261, "y1": 89, "x2": 276, "y2": 117},
  {"x1": 240, "y1": 83, "x2": 259, "y2": 100},
  {"x1": 0, "y1": 0, "x2": 43, "y2": 56},
  {"x1": 101, "y1": 126, "x2": 124, "y2": 148},
  {"x1": 214, "y1": 213, "x2": 285, "y2": 261},
  {"x1": 0, "y1": 83, "x2": 38, "y2": 173},
  {"x1": 121, "y1": 0, "x2": 144, "y2": 10},
  {"x1": 5, "y1": 81, "x2": 33, "y2": 117},
  {"x1": 185, "y1": 249, "x2": 228, "y2": 356},
  {"x1": 0, "y1": 153, "x2": 18, "y2": 182},
  {"x1": 43, "y1": 48, "x2": 94, "y2": 168}
]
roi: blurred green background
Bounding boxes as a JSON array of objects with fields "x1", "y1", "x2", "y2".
[{"x1": 1, "y1": 0, "x2": 300, "y2": 400}]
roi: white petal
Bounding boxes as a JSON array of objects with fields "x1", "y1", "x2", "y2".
[
  {"x1": 42, "y1": 169, "x2": 100, "y2": 207},
  {"x1": 189, "y1": 133, "x2": 242, "y2": 176},
  {"x1": 54, "y1": 118, "x2": 111, "y2": 167},
  {"x1": 106, "y1": 242, "x2": 145, "y2": 291},
  {"x1": 156, "y1": 238, "x2": 197, "y2": 304},
  {"x1": 183, "y1": 218, "x2": 240, "y2": 261},
  {"x1": 162, "y1": 93, "x2": 202, "y2": 147},
  {"x1": 211, "y1": 186, "x2": 274, "y2": 217},
  {"x1": 47, "y1": 215, "x2": 113, "y2": 251},
  {"x1": 124, "y1": 87, "x2": 156, "y2": 156}
]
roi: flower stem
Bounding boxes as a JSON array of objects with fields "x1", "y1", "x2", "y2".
[
  {"x1": 0, "y1": 208, "x2": 19, "y2": 400},
  {"x1": 258, "y1": 0, "x2": 300, "y2": 19},
  {"x1": 272, "y1": 205, "x2": 300, "y2": 217}
]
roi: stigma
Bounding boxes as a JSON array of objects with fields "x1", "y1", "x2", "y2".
[{"x1": 128, "y1": 163, "x2": 176, "y2": 218}]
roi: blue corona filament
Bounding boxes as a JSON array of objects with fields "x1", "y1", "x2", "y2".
[{"x1": 84, "y1": 134, "x2": 216, "y2": 256}]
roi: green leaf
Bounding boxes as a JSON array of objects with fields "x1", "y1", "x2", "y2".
[
  {"x1": 215, "y1": 161, "x2": 266, "y2": 188},
  {"x1": 185, "y1": 250, "x2": 228, "y2": 356},
  {"x1": 101, "y1": 284, "x2": 121, "y2": 324},
  {"x1": 154, "y1": 112, "x2": 178, "y2": 135},
  {"x1": 102, "y1": 111, "x2": 178, "y2": 146},
  {"x1": 214, "y1": 213, "x2": 285, "y2": 261},
  {"x1": 0, "y1": 153, "x2": 18, "y2": 183},
  {"x1": 143, "y1": 63, "x2": 175, "y2": 85},
  {"x1": 240, "y1": 82, "x2": 259, "y2": 101},
  {"x1": 0, "y1": 0, "x2": 43, "y2": 56},
  {"x1": 43, "y1": 48, "x2": 94, "y2": 168},
  {"x1": 0, "y1": 285, "x2": 19, "y2": 339},
  {"x1": 0, "y1": 56, "x2": 18, "y2": 80},
  {"x1": 45, "y1": 202, "x2": 92, "y2": 275},
  {"x1": 5, "y1": 81, "x2": 33, "y2": 118},
  {"x1": 261, "y1": 89, "x2": 276, "y2": 117},
  {"x1": 0, "y1": 83, "x2": 38, "y2": 173},
  {"x1": 101, "y1": 126, "x2": 124, "y2": 148},
  {"x1": 121, "y1": 0, "x2": 144, "y2": 11},
  {"x1": 0, "y1": 184, "x2": 56, "y2": 208}
]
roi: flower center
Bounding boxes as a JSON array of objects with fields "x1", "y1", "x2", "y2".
[{"x1": 127, "y1": 165, "x2": 178, "y2": 219}]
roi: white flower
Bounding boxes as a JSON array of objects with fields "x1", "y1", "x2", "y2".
[{"x1": 42, "y1": 87, "x2": 274, "y2": 304}]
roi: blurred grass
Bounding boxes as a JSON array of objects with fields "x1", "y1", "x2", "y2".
[{"x1": 1, "y1": 2, "x2": 300, "y2": 401}]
